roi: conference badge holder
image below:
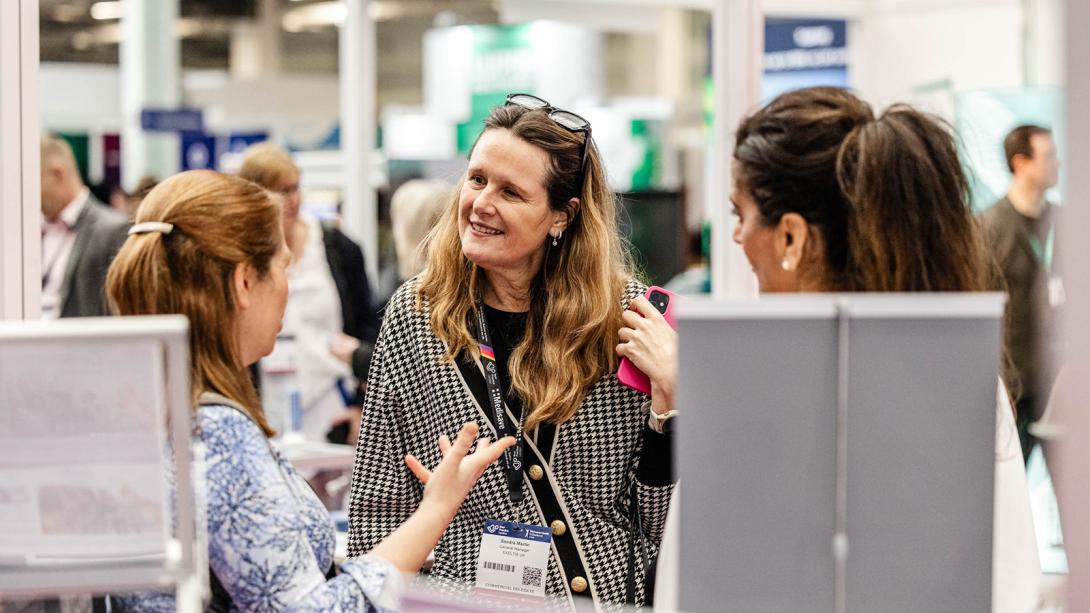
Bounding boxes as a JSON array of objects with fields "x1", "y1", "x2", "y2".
[{"x1": 475, "y1": 519, "x2": 551, "y2": 600}]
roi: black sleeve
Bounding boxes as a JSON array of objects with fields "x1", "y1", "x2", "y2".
[
  {"x1": 636, "y1": 425, "x2": 676, "y2": 487},
  {"x1": 323, "y1": 225, "x2": 381, "y2": 344},
  {"x1": 350, "y1": 341, "x2": 375, "y2": 381}
]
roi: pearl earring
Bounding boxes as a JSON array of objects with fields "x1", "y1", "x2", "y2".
[
  {"x1": 782, "y1": 259, "x2": 791, "y2": 271},
  {"x1": 553, "y1": 230, "x2": 562, "y2": 247}
]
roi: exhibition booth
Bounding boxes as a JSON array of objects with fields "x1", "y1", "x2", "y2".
[{"x1": 1, "y1": 0, "x2": 1089, "y2": 610}]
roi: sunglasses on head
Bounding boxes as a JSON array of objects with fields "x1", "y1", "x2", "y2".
[{"x1": 505, "y1": 93, "x2": 593, "y2": 182}]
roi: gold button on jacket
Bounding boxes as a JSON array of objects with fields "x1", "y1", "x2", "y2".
[
  {"x1": 550, "y1": 520, "x2": 567, "y2": 536},
  {"x1": 570, "y1": 577, "x2": 588, "y2": 593},
  {"x1": 528, "y1": 464, "x2": 544, "y2": 480}
]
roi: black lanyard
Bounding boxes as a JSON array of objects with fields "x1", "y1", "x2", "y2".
[{"x1": 474, "y1": 303, "x2": 525, "y2": 503}]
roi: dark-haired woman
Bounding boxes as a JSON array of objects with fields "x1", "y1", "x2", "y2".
[
  {"x1": 725, "y1": 87, "x2": 1039, "y2": 611},
  {"x1": 105, "y1": 170, "x2": 514, "y2": 612}
]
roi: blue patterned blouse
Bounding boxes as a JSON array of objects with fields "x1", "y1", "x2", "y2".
[{"x1": 112, "y1": 403, "x2": 400, "y2": 612}]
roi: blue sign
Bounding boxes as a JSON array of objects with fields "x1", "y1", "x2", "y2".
[
  {"x1": 181, "y1": 132, "x2": 217, "y2": 171},
  {"x1": 764, "y1": 19, "x2": 848, "y2": 73},
  {"x1": 762, "y1": 18, "x2": 849, "y2": 102},
  {"x1": 141, "y1": 108, "x2": 204, "y2": 133},
  {"x1": 226, "y1": 131, "x2": 269, "y2": 154}
]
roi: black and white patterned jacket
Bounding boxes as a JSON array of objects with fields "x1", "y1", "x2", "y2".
[{"x1": 346, "y1": 277, "x2": 676, "y2": 609}]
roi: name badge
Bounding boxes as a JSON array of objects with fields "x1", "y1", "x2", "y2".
[{"x1": 475, "y1": 519, "x2": 551, "y2": 598}]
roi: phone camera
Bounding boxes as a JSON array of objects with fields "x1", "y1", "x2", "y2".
[{"x1": 648, "y1": 290, "x2": 669, "y2": 314}]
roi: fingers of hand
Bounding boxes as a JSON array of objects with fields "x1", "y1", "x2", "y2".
[
  {"x1": 452, "y1": 422, "x2": 479, "y2": 456},
  {"x1": 404, "y1": 454, "x2": 432, "y2": 484},
  {"x1": 477, "y1": 436, "x2": 516, "y2": 467},
  {"x1": 438, "y1": 435, "x2": 452, "y2": 456},
  {"x1": 630, "y1": 296, "x2": 663, "y2": 320},
  {"x1": 616, "y1": 342, "x2": 630, "y2": 358},
  {"x1": 621, "y1": 308, "x2": 643, "y2": 328},
  {"x1": 477, "y1": 436, "x2": 492, "y2": 449}
]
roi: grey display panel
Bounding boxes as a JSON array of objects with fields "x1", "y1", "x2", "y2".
[{"x1": 675, "y1": 295, "x2": 1001, "y2": 613}]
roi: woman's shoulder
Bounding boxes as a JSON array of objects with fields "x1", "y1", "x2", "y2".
[
  {"x1": 385, "y1": 276, "x2": 428, "y2": 318},
  {"x1": 619, "y1": 278, "x2": 649, "y2": 310},
  {"x1": 373, "y1": 276, "x2": 435, "y2": 344},
  {"x1": 196, "y1": 404, "x2": 270, "y2": 454}
]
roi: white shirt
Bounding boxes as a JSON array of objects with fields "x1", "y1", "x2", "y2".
[
  {"x1": 992, "y1": 381, "x2": 1042, "y2": 613},
  {"x1": 279, "y1": 216, "x2": 351, "y2": 442},
  {"x1": 40, "y1": 188, "x2": 89, "y2": 320}
]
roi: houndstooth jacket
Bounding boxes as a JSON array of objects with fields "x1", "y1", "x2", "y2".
[{"x1": 346, "y1": 277, "x2": 676, "y2": 609}]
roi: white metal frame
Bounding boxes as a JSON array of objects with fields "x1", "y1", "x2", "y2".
[
  {"x1": 0, "y1": 0, "x2": 40, "y2": 320},
  {"x1": 0, "y1": 316, "x2": 202, "y2": 609},
  {"x1": 1059, "y1": 0, "x2": 1090, "y2": 607},
  {"x1": 712, "y1": 0, "x2": 764, "y2": 298},
  {"x1": 678, "y1": 292, "x2": 1005, "y2": 320},
  {"x1": 339, "y1": 0, "x2": 380, "y2": 289}
]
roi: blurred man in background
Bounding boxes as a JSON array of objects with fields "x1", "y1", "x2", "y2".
[
  {"x1": 980, "y1": 124, "x2": 1063, "y2": 462},
  {"x1": 39, "y1": 135, "x2": 129, "y2": 319}
]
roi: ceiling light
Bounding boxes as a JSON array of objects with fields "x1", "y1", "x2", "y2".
[{"x1": 89, "y1": 1, "x2": 124, "y2": 21}]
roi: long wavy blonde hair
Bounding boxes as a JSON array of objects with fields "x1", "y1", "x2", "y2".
[{"x1": 418, "y1": 104, "x2": 636, "y2": 430}]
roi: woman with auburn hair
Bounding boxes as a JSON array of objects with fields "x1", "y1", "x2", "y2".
[
  {"x1": 106, "y1": 170, "x2": 513, "y2": 612},
  {"x1": 727, "y1": 87, "x2": 1040, "y2": 612},
  {"x1": 347, "y1": 95, "x2": 679, "y2": 608}
]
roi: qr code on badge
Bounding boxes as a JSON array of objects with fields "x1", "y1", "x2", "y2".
[{"x1": 522, "y1": 566, "x2": 543, "y2": 587}]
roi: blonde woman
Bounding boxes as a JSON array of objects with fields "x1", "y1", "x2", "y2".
[
  {"x1": 390, "y1": 178, "x2": 451, "y2": 282},
  {"x1": 347, "y1": 95, "x2": 678, "y2": 608},
  {"x1": 238, "y1": 144, "x2": 379, "y2": 444},
  {"x1": 106, "y1": 170, "x2": 513, "y2": 611}
]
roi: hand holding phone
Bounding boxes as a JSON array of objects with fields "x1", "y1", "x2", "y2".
[{"x1": 617, "y1": 286, "x2": 678, "y2": 395}]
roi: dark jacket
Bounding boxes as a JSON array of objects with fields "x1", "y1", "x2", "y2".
[
  {"x1": 320, "y1": 221, "x2": 381, "y2": 389},
  {"x1": 321, "y1": 221, "x2": 380, "y2": 345},
  {"x1": 59, "y1": 197, "x2": 130, "y2": 318},
  {"x1": 980, "y1": 197, "x2": 1058, "y2": 404}
]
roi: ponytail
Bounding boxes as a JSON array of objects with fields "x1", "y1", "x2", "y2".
[
  {"x1": 734, "y1": 87, "x2": 987, "y2": 293},
  {"x1": 836, "y1": 107, "x2": 987, "y2": 292},
  {"x1": 106, "y1": 170, "x2": 281, "y2": 436}
]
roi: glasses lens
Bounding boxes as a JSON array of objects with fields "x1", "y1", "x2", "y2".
[
  {"x1": 508, "y1": 94, "x2": 549, "y2": 110},
  {"x1": 550, "y1": 110, "x2": 589, "y2": 131}
]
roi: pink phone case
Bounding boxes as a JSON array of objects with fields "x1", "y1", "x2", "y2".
[{"x1": 616, "y1": 286, "x2": 678, "y2": 395}]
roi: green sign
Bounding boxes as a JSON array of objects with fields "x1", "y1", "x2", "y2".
[
  {"x1": 630, "y1": 119, "x2": 663, "y2": 192},
  {"x1": 456, "y1": 24, "x2": 535, "y2": 154}
]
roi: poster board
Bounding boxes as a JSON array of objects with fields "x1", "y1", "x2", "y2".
[{"x1": 0, "y1": 315, "x2": 198, "y2": 599}]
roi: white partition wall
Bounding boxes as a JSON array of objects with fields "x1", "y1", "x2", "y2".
[
  {"x1": 0, "y1": 0, "x2": 39, "y2": 321},
  {"x1": 0, "y1": 316, "x2": 203, "y2": 609},
  {"x1": 1059, "y1": 0, "x2": 1090, "y2": 608}
]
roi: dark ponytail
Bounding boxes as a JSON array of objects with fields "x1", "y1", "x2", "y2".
[
  {"x1": 837, "y1": 105, "x2": 986, "y2": 291},
  {"x1": 734, "y1": 86, "x2": 986, "y2": 292}
]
